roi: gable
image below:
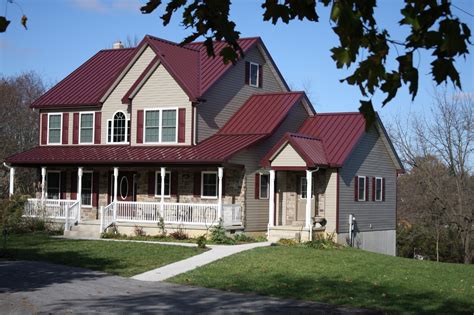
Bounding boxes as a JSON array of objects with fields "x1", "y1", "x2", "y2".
[{"x1": 271, "y1": 143, "x2": 307, "y2": 167}]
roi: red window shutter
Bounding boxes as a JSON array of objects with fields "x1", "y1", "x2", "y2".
[
  {"x1": 372, "y1": 177, "x2": 375, "y2": 201},
  {"x1": 171, "y1": 171, "x2": 178, "y2": 196},
  {"x1": 41, "y1": 113, "x2": 47, "y2": 145},
  {"x1": 92, "y1": 171, "x2": 100, "y2": 207},
  {"x1": 62, "y1": 113, "x2": 69, "y2": 144},
  {"x1": 178, "y1": 108, "x2": 186, "y2": 143},
  {"x1": 255, "y1": 173, "x2": 260, "y2": 199},
  {"x1": 365, "y1": 176, "x2": 369, "y2": 202},
  {"x1": 258, "y1": 64, "x2": 263, "y2": 88},
  {"x1": 60, "y1": 171, "x2": 67, "y2": 199},
  {"x1": 193, "y1": 171, "x2": 201, "y2": 196},
  {"x1": 222, "y1": 172, "x2": 226, "y2": 197},
  {"x1": 354, "y1": 176, "x2": 358, "y2": 201},
  {"x1": 148, "y1": 171, "x2": 155, "y2": 196},
  {"x1": 382, "y1": 177, "x2": 386, "y2": 201},
  {"x1": 245, "y1": 61, "x2": 250, "y2": 84},
  {"x1": 70, "y1": 172, "x2": 77, "y2": 200},
  {"x1": 73, "y1": 113, "x2": 79, "y2": 144},
  {"x1": 137, "y1": 110, "x2": 144, "y2": 144},
  {"x1": 94, "y1": 112, "x2": 101, "y2": 144}
]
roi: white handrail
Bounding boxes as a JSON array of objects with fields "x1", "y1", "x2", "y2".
[{"x1": 101, "y1": 202, "x2": 116, "y2": 232}]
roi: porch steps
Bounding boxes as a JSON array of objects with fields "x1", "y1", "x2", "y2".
[{"x1": 63, "y1": 220, "x2": 101, "y2": 238}]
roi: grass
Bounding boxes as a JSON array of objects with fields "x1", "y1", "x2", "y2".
[
  {"x1": 1, "y1": 233, "x2": 206, "y2": 277},
  {"x1": 170, "y1": 246, "x2": 474, "y2": 314}
]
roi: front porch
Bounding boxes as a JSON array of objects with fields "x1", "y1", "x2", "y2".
[{"x1": 16, "y1": 164, "x2": 244, "y2": 235}]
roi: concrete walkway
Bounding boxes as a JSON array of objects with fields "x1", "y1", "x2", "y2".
[{"x1": 132, "y1": 241, "x2": 272, "y2": 281}]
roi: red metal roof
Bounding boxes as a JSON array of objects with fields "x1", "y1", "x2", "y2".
[
  {"x1": 260, "y1": 112, "x2": 366, "y2": 168},
  {"x1": 219, "y1": 92, "x2": 304, "y2": 135},
  {"x1": 32, "y1": 36, "x2": 260, "y2": 108},
  {"x1": 298, "y1": 113, "x2": 366, "y2": 167},
  {"x1": 31, "y1": 48, "x2": 136, "y2": 108},
  {"x1": 5, "y1": 134, "x2": 266, "y2": 166}
]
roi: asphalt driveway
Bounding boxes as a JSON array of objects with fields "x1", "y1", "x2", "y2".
[{"x1": 0, "y1": 260, "x2": 378, "y2": 314}]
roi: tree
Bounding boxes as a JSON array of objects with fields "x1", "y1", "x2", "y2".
[
  {"x1": 392, "y1": 89, "x2": 473, "y2": 264},
  {"x1": 0, "y1": 72, "x2": 45, "y2": 198},
  {"x1": 140, "y1": 0, "x2": 471, "y2": 125}
]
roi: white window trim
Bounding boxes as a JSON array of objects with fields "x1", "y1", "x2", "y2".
[
  {"x1": 154, "y1": 170, "x2": 171, "y2": 198},
  {"x1": 375, "y1": 176, "x2": 383, "y2": 202},
  {"x1": 46, "y1": 170, "x2": 61, "y2": 199},
  {"x1": 249, "y1": 62, "x2": 260, "y2": 87},
  {"x1": 259, "y1": 173, "x2": 269, "y2": 200},
  {"x1": 47, "y1": 113, "x2": 62, "y2": 145},
  {"x1": 358, "y1": 176, "x2": 366, "y2": 201},
  {"x1": 106, "y1": 111, "x2": 130, "y2": 144},
  {"x1": 201, "y1": 171, "x2": 218, "y2": 199},
  {"x1": 299, "y1": 177, "x2": 315, "y2": 200},
  {"x1": 79, "y1": 112, "x2": 95, "y2": 144},
  {"x1": 81, "y1": 171, "x2": 93, "y2": 208},
  {"x1": 143, "y1": 108, "x2": 178, "y2": 144}
]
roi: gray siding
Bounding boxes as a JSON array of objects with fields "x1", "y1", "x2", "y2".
[
  {"x1": 230, "y1": 102, "x2": 310, "y2": 231},
  {"x1": 338, "y1": 126, "x2": 397, "y2": 233},
  {"x1": 197, "y1": 45, "x2": 286, "y2": 142}
]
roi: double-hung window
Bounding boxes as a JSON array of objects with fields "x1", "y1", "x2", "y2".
[
  {"x1": 155, "y1": 171, "x2": 171, "y2": 197},
  {"x1": 358, "y1": 176, "x2": 366, "y2": 201},
  {"x1": 259, "y1": 174, "x2": 269, "y2": 199},
  {"x1": 375, "y1": 177, "x2": 383, "y2": 201},
  {"x1": 80, "y1": 113, "x2": 94, "y2": 144},
  {"x1": 46, "y1": 171, "x2": 60, "y2": 199},
  {"x1": 81, "y1": 172, "x2": 93, "y2": 206},
  {"x1": 48, "y1": 114, "x2": 62, "y2": 144},
  {"x1": 249, "y1": 62, "x2": 259, "y2": 87},
  {"x1": 144, "y1": 109, "x2": 177, "y2": 143},
  {"x1": 201, "y1": 171, "x2": 217, "y2": 199}
]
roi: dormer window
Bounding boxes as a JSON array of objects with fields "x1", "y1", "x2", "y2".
[
  {"x1": 107, "y1": 111, "x2": 130, "y2": 144},
  {"x1": 245, "y1": 61, "x2": 262, "y2": 88}
]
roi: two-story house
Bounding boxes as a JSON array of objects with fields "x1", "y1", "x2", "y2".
[{"x1": 5, "y1": 35, "x2": 403, "y2": 255}]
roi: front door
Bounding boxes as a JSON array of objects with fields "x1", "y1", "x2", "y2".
[
  {"x1": 296, "y1": 176, "x2": 316, "y2": 223},
  {"x1": 109, "y1": 172, "x2": 136, "y2": 202}
]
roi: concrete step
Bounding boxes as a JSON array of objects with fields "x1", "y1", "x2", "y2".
[{"x1": 64, "y1": 221, "x2": 102, "y2": 238}]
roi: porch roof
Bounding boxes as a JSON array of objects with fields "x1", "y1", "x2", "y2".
[{"x1": 5, "y1": 134, "x2": 266, "y2": 166}]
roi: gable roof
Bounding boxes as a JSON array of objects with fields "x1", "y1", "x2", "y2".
[
  {"x1": 262, "y1": 133, "x2": 328, "y2": 167},
  {"x1": 31, "y1": 48, "x2": 136, "y2": 108},
  {"x1": 32, "y1": 36, "x2": 261, "y2": 108},
  {"x1": 219, "y1": 92, "x2": 305, "y2": 135}
]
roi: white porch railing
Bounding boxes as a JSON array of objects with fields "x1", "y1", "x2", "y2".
[
  {"x1": 223, "y1": 204, "x2": 243, "y2": 226},
  {"x1": 24, "y1": 198, "x2": 78, "y2": 220},
  {"x1": 100, "y1": 202, "x2": 116, "y2": 232}
]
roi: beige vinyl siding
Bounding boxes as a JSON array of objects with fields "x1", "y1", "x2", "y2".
[
  {"x1": 324, "y1": 169, "x2": 338, "y2": 233},
  {"x1": 132, "y1": 64, "x2": 192, "y2": 145},
  {"x1": 197, "y1": 45, "x2": 287, "y2": 143},
  {"x1": 338, "y1": 125, "x2": 397, "y2": 232},
  {"x1": 229, "y1": 102, "x2": 310, "y2": 231},
  {"x1": 271, "y1": 144, "x2": 306, "y2": 167},
  {"x1": 100, "y1": 46, "x2": 156, "y2": 144}
]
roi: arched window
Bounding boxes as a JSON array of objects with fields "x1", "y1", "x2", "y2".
[{"x1": 107, "y1": 111, "x2": 129, "y2": 143}]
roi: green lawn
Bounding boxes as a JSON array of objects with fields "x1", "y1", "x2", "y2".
[
  {"x1": 1, "y1": 233, "x2": 205, "y2": 277},
  {"x1": 170, "y1": 246, "x2": 474, "y2": 314}
]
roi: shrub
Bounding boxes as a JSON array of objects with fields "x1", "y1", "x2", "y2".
[
  {"x1": 157, "y1": 215, "x2": 166, "y2": 237},
  {"x1": 233, "y1": 233, "x2": 256, "y2": 243},
  {"x1": 0, "y1": 195, "x2": 27, "y2": 233},
  {"x1": 305, "y1": 233, "x2": 340, "y2": 249},
  {"x1": 277, "y1": 238, "x2": 298, "y2": 246},
  {"x1": 101, "y1": 223, "x2": 125, "y2": 239},
  {"x1": 209, "y1": 219, "x2": 235, "y2": 244},
  {"x1": 134, "y1": 225, "x2": 146, "y2": 237},
  {"x1": 170, "y1": 225, "x2": 188, "y2": 240},
  {"x1": 196, "y1": 235, "x2": 207, "y2": 248}
]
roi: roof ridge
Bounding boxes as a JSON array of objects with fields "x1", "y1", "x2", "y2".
[
  {"x1": 188, "y1": 36, "x2": 261, "y2": 45},
  {"x1": 252, "y1": 91, "x2": 304, "y2": 96},
  {"x1": 146, "y1": 35, "x2": 201, "y2": 52},
  {"x1": 98, "y1": 47, "x2": 136, "y2": 52},
  {"x1": 314, "y1": 112, "x2": 361, "y2": 116},
  {"x1": 287, "y1": 132, "x2": 322, "y2": 141}
]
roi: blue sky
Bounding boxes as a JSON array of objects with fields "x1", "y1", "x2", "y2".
[{"x1": 1, "y1": 0, "x2": 473, "y2": 125}]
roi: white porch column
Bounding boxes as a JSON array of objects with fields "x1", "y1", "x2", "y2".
[
  {"x1": 305, "y1": 170, "x2": 313, "y2": 229},
  {"x1": 9, "y1": 167, "x2": 15, "y2": 197},
  {"x1": 160, "y1": 167, "x2": 166, "y2": 217},
  {"x1": 113, "y1": 167, "x2": 119, "y2": 221},
  {"x1": 41, "y1": 167, "x2": 46, "y2": 202},
  {"x1": 77, "y1": 167, "x2": 83, "y2": 222},
  {"x1": 268, "y1": 170, "x2": 275, "y2": 229},
  {"x1": 217, "y1": 167, "x2": 223, "y2": 220}
]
